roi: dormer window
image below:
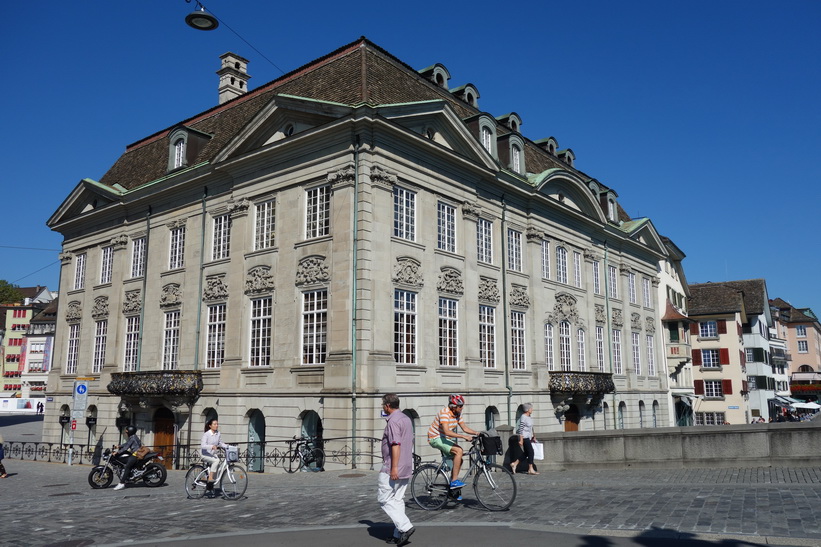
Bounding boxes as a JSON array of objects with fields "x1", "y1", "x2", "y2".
[
  {"x1": 481, "y1": 127, "x2": 492, "y2": 152},
  {"x1": 452, "y1": 84, "x2": 480, "y2": 108},
  {"x1": 173, "y1": 138, "x2": 185, "y2": 169},
  {"x1": 512, "y1": 145, "x2": 521, "y2": 173},
  {"x1": 167, "y1": 126, "x2": 211, "y2": 172},
  {"x1": 477, "y1": 116, "x2": 497, "y2": 158},
  {"x1": 608, "y1": 198, "x2": 617, "y2": 222}
]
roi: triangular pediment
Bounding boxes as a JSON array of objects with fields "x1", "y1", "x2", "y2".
[
  {"x1": 619, "y1": 218, "x2": 666, "y2": 255},
  {"x1": 47, "y1": 178, "x2": 124, "y2": 229},
  {"x1": 531, "y1": 169, "x2": 607, "y2": 222}
]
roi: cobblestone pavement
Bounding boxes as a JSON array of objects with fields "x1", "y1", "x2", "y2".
[{"x1": 1, "y1": 458, "x2": 820, "y2": 547}]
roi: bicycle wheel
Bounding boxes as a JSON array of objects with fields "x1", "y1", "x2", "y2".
[
  {"x1": 184, "y1": 464, "x2": 209, "y2": 499},
  {"x1": 473, "y1": 463, "x2": 516, "y2": 511},
  {"x1": 284, "y1": 450, "x2": 299, "y2": 473},
  {"x1": 305, "y1": 448, "x2": 325, "y2": 472},
  {"x1": 411, "y1": 463, "x2": 449, "y2": 510},
  {"x1": 221, "y1": 464, "x2": 248, "y2": 500}
]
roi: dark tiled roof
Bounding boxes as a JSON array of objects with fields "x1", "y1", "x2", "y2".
[
  {"x1": 689, "y1": 279, "x2": 768, "y2": 317},
  {"x1": 30, "y1": 297, "x2": 58, "y2": 323},
  {"x1": 661, "y1": 300, "x2": 692, "y2": 322},
  {"x1": 688, "y1": 283, "x2": 745, "y2": 316},
  {"x1": 770, "y1": 297, "x2": 820, "y2": 325}
]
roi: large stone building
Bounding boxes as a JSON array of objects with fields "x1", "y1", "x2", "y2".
[{"x1": 44, "y1": 38, "x2": 676, "y2": 466}]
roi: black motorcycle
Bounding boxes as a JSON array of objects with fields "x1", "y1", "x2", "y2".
[{"x1": 88, "y1": 447, "x2": 167, "y2": 489}]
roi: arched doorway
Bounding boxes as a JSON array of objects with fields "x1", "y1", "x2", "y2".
[
  {"x1": 402, "y1": 409, "x2": 420, "y2": 454},
  {"x1": 564, "y1": 404, "x2": 580, "y2": 432},
  {"x1": 638, "y1": 401, "x2": 646, "y2": 428},
  {"x1": 153, "y1": 407, "x2": 176, "y2": 469},
  {"x1": 247, "y1": 409, "x2": 265, "y2": 472},
  {"x1": 300, "y1": 410, "x2": 324, "y2": 471}
]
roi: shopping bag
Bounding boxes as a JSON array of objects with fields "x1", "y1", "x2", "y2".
[{"x1": 531, "y1": 441, "x2": 544, "y2": 460}]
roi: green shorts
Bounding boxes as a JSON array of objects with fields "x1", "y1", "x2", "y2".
[{"x1": 429, "y1": 436, "x2": 456, "y2": 457}]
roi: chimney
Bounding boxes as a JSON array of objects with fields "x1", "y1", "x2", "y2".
[{"x1": 217, "y1": 52, "x2": 251, "y2": 104}]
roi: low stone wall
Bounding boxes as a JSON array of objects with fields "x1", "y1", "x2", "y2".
[{"x1": 507, "y1": 421, "x2": 821, "y2": 470}]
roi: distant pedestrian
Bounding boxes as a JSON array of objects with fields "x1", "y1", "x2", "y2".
[
  {"x1": 377, "y1": 393, "x2": 415, "y2": 545},
  {"x1": 0, "y1": 434, "x2": 8, "y2": 478}
]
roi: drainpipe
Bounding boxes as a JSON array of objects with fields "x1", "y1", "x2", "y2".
[
  {"x1": 136, "y1": 207, "x2": 151, "y2": 372},
  {"x1": 351, "y1": 135, "x2": 360, "y2": 468},
  {"x1": 193, "y1": 187, "x2": 208, "y2": 371},
  {"x1": 500, "y1": 197, "x2": 512, "y2": 424},
  {"x1": 603, "y1": 241, "x2": 618, "y2": 428}
]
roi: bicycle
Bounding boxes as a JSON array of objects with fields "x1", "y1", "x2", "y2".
[
  {"x1": 411, "y1": 434, "x2": 516, "y2": 511},
  {"x1": 283, "y1": 435, "x2": 325, "y2": 473},
  {"x1": 184, "y1": 446, "x2": 248, "y2": 500}
]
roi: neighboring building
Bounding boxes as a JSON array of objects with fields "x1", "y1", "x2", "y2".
[
  {"x1": 771, "y1": 298, "x2": 821, "y2": 402},
  {"x1": 21, "y1": 298, "x2": 58, "y2": 399},
  {"x1": 1, "y1": 286, "x2": 55, "y2": 399},
  {"x1": 44, "y1": 38, "x2": 674, "y2": 461}
]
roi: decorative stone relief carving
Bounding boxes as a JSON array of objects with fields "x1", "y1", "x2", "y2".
[
  {"x1": 91, "y1": 296, "x2": 109, "y2": 319},
  {"x1": 612, "y1": 308, "x2": 624, "y2": 328},
  {"x1": 509, "y1": 285, "x2": 530, "y2": 309},
  {"x1": 59, "y1": 252, "x2": 73, "y2": 264},
  {"x1": 549, "y1": 293, "x2": 580, "y2": 325},
  {"x1": 631, "y1": 312, "x2": 642, "y2": 331},
  {"x1": 526, "y1": 226, "x2": 546, "y2": 242},
  {"x1": 461, "y1": 201, "x2": 481, "y2": 219},
  {"x1": 328, "y1": 164, "x2": 356, "y2": 186},
  {"x1": 65, "y1": 301, "x2": 82, "y2": 323},
  {"x1": 437, "y1": 268, "x2": 464, "y2": 296},
  {"x1": 296, "y1": 256, "x2": 330, "y2": 286},
  {"x1": 160, "y1": 284, "x2": 183, "y2": 308},
  {"x1": 110, "y1": 235, "x2": 129, "y2": 250},
  {"x1": 645, "y1": 317, "x2": 656, "y2": 334},
  {"x1": 619, "y1": 264, "x2": 633, "y2": 275},
  {"x1": 595, "y1": 304, "x2": 606, "y2": 324},
  {"x1": 583, "y1": 248, "x2": 598, "y2": 261},
  {"x1": 123, "y1": 290, "x2": 141, "y2": 315},
  {"x1": 203, "y1": 276, "x2": 229, "y2": 302},
  {"x1": 393, "y1": 257, "x2": 423, "y2": 287},
  {"x1": 478, "y1": 277, "x2": 500, "y2": 304},
  {"x1": 166, "y1": 218, "x2": 187, "y2": 229},
  {"x1": 368, "y1": 165, "x2": 396, "y2": 188},
  {"x1": 245, "y1": 266, "x2": 275, "y2": 295},
  {"x1": 227, "y1": 198, "x2": 251, "y2": 217}
]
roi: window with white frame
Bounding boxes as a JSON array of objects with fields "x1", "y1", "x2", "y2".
[
  {"x1": 481, "y1": 126, "x2": 493, "y2": 153},
  {"x1": 93, "y1": 320, "x2": 107, "y2": 373},
  {"x1": 479, "y1": 305, "x2": 496, "y2": 369},
  {"x1": 393, "y1": 186, "x2": 416, "y2": 241},
  {"x1": 646, "y1": 334, "x2": 656, "y2": 376},
  {"x1": 507, "y1": 229, "x2": 522, "y2": 272},
  {"x1": 631, "y1": 331, "x2": 641, "y2": 375},
  {"x1": 796, "y1": 325, "x2": 807, "y2": 337},
  {"x1": 596, "y1": 326, "x2": 605, "y2": 371},
  {"x1": 540, "y1": 240, "x2": 550, "y2": 279},
  {"x1": 123, "y1": 316, "x2": 140, "y2": 372},
  {"x1": 573, "y1": 251, "x2": 582, "y2": 288},
  {"x1": 628, "y1": 272, "x2": 637, "y2": 304},
  {"x1": 255, "y1": 199, "x2": 276, "y2": 250},
  {"x1": 642, "y1": 277, "x2": 652, "y2": 308},
  {"x1": 704, "y1": 380, "x2": 724, "y2": 398},
  {"x1": 162, "y1": 310, "x2": 181, "y2": 370},
  {"x1": 206, "y1": 303, "x2": 226, "y2": 369},
  {"x1": 303, "y1": 289, "x2": 328, "y2": 365},
  {"x1": 608, "y1": 265, "x2": 619, "y2": 299},
  {"x1": 249, "y1": 297, "x2": 272, "y2": 367},
  {"x1": 74, "y1": 253, "x2": 86, "y2": 290},
  {"x1": 477, "y1": 218, "x2": 493, "y2": 264},
  {"x1": 577, "y1": 329, "x2": 586, "y2": 371},
  {"x1": 438, "y1": 297, "x2": 458, "y2": 367},
  {"x1": 394, "y1": 289, "x2": 416, "y2": 365},
  {"x1": 695, "y1": 411, "x2": 726, "y2": 426},
  {"x1": 173, "y1": 138, "x2": 185, "y2": 168},
  {"x1": 511, "y1": 144, "x2": 522, "y2": 174},
  {"x1": 545, "y1": 323, "x2": 555, "y2": 371},
  {"x1": 212, "y1": 214, "x2": 231, "y2": 260},
  {"x1": 702, "y1": 349, "x2": 720, "y2": 368},
  {"x1": 612, "y1": 329, "x2": 623, "y2": 374},
  {"x1": 66, "y1": 323, "x2": 80, "y2": 374},
  {"x1": 511, "y1": 311, "x2": 526, "y2": 370},
  {"x1": 699, "y1": 321, "x2": 718, "y2": 338},
  {"x1": 131, "y1": 237, "x2": 146, "y2": 278},
  {"x1": 169, "y1": 226, "x2": 185, "y2": 270},
  {"x1": 306, "y1": 185, "x2": 331, "y2": 239},
  {"x1": 556, "y1": 247, "x2": 568, "y2": 284},
  {"x1": 593, "y1": 260, "x2": 601, "y2": 295},
  {"x1": 559, "y1": 321, "x2": 572, "y2": 371},
  {"x1": 798, "y1": 340, "x2": 809, "y2": 353},
  {"x1": 437, "y1": 202, "x2": 456, "y2": 252},
  {"x1": 100, "y1": 246, "x2": 113, "y2": 285}
]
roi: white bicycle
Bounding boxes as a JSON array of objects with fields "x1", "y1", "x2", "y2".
[{"x1": 184, "y1": 446, "x2": 248, "y2": 500}]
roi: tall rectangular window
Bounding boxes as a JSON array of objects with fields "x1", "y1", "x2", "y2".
[
  {"x1": 608, "y1": 265, "x2": 619, "y2": 299},
  {"x1": 545, "y1": 323, "x2": 555, "y2": 371},
  {"x1": 573, "y1": 251, "x2": 582, "y2": 288},
  {"x1": 642, "y1": 277, "x2": 652, "y2": 308},
  {"x1": 477, "y1": 218, "x2": 493, "y2": 264},
  {"x1": 556, "y1": 247, "x2": 568, "y2": 284},
  {"x1": 124, "y1": 316, "x2": 140, "y2": 372},
  {"x1": 255, "y1": 199, "x2": 276, "y2": 250},
  {"x1": 93, "y1": 320, "x2": 107, "y2": 373},
  {"x1": 631, "y1": 331, "x2": 641, "y2": 375},
  {"x1": 169, "y1": 226, "x2": 186, "y2": 269},
  {"x1": 507, "y1": 229, "x2": 522, "y2": 272},
  {"x1": 306, "y1": 185, "x2": 331, "y2": 239},
  {"x1": 162, "y1": 310, "x2": 181, "y2": 370},
  {"x1": 131, "y1": 237, "x2": 146, "y2": 278},
  {"x1": 212, "y1": 214, "x2": 231, "y2": 260},
  {"x1": 479, "y1": 305, "x2": 496, "y2": 369},
  {"x1": 302, "y1": 290, "x2": 328, "y2": 365},
  {"x1": 702, "y1": 349, "x2": 720, "y2": 368},
  {"x1": 704, "y1": 380, "x2": 724, "y2": 398},
  {"x1": 74, "y1": 253, "x2": 86, "y2": 290},
  {"x1": 393, "y1": 186, "x2": 416, "y2": 241},
  {"x1": 437, "y1": 202, "x2": 456, "y2": 253},
  {"x1": 559, "y1": 321, "x2": 572, "y2": 371},
  {"x1": 438, "y1": 297, "x2": 458, "y2": 367},
  {"x1": 798, "y1": 340, "x2": 809, "y2": 353},
  {"x1": 593, "y1": 261, "x2": 601, "y2": 295},
  {"x1": 796, "y1": 325, "x2": 807, "y2": 337},
  {"x1": 577, "y1": 329, "x2": 586, "y2": 371},
  {"x1": 646, "y1": 334, "x2": 656, "y2": 376},
  {"x1": 699, "y1": 321, "x2": 718, "y2": 338},
  {"x1": 511, "y1": 311, "x2": 526, "y2": 370},
  {"x1": 540, "y1": 240, "x2": 550, "y2": 279},
  {"x1": 100, "y1": 246, "x2": 113, "y2": 285},
  {"x1": 250, "y1": 297, "x2": 272, "y2": 367},
  {"x1": 612, "y1": 329, "x2": 623, "y2": 374},
  {"x1": 628, "y1": 272, "x2": 637, "y2": 304},
  {"x1": 66, "y1": 323, "x2": 80, "y2": 374},
  {"x1": 394, "y1": 290, "x2": 416, "y2": 365},
  {"x1": 595, "y1": 326, "x2": 605, "y2": 371},
  {"x1": 206, "y1": 304, "x2": 226, "y2": 369}
]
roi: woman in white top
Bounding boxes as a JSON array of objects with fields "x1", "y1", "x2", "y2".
[
  {"x1": 517, "y1": 403, "x2": 539, "y2": 475},
  {"x1": 201, "y1": 419, "x2": 228, "y2": 488}
]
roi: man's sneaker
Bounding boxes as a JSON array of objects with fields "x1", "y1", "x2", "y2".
[
  {"x1": 113, "y1": 483, "x2": 125, "y2": 491},
  {"x1": 397, "y1": 527, "x2": 415, "y2": 546},
  {"x1": 449, "y1": 479, "x2": 466, "y2": 488}
]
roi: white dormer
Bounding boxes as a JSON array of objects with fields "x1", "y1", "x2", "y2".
[
  {"x1": 557, "y1": 148, "x2": 575, "y2": 167},
  {"x1": 451, "y1": 84, "x2": 480, "y2": 108},
  {"x1": 418, "y1": 63, "x2": 451, "y2": 90},
  {"x1": 536, "y1": 137, "x2": 559, "y2": 156},
  {"x1": 496, "y1": 113, "x2": 523, "y2": 133},
  {"x1": 476, "y1": 115, "x2": 497, "y2": 158}
]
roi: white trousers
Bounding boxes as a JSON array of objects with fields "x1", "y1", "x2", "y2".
[{"x1": 377, "y1": 472, "x2": 412, "y2": 537}]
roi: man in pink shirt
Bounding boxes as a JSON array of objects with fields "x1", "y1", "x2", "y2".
[{"x1": 378, "y1": 393, "x2": 415, "y2": 545}]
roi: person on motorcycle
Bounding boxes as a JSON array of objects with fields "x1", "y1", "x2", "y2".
[{"x1": 113, "y1": 425, "x2": 142, "y2": 491}]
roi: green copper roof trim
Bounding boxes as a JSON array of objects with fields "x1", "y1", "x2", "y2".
[
  {"x1": 125, "y1": 161, "x2": 211, "y2": 194},
  {"x1": 528, "y1": 168, "x2": 565, "y2": 186},
  {"x1": 618, "y1": 218, "x2": 650, "y2": 233},
  {"x1": 375, "y1": 99, "x2": 447, "y2": 108},
  {"x1": 276, "y1": 94, "x2": 352, "y2": 108},
  {"x1": 82, "y1": 178, "x2": 124, "y2": 196}
]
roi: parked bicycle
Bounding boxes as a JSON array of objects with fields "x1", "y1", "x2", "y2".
[
  {"x1": 411, "y1": 434, "x2": 516, "y2": 511},
  {"x1": 283, "y1": 435, "x2": 325, "y2": 473},
  {"x1": 184, "y1": 446, "x2": 248, "y2": 500}
]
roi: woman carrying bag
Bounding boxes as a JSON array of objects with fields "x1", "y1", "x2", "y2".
[{"x1": 517, "y1": 403, "x2": 539, "y2": 475}]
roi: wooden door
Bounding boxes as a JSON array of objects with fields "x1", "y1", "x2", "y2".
[
  {"x1": 153, "y1": 408, "x2": 176, "y2": 469},
  {"x1": 564, "y1": 404, "x2": 580, "y2": 432}
]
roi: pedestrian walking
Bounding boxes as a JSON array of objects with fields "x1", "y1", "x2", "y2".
[
  {"x1": 377, "y1": 393, "x2": 415, "y2": 545},
  {"x1": 517, "y1": 403, "x2": 539, "y2": 475},
  {"x1": 0, "y1": 434, "x2": 9, "y2": 478}
]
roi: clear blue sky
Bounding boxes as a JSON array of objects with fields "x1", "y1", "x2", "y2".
[{"x1": 2, "y1": 1, "x2": 819, "y2": 315}]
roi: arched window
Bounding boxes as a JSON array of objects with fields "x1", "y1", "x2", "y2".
[
  {"x1": 559, "y1": 321, "x2": 572, "y2": 371},
  {"x1": 545, "y1": 323, "x2": 555, "y2": 371},
  {"x1": 481, "y1": 126, "x2": 492, "y2": 153},
  {"x1": 652, "y1": 401, "x2": 659, "y2": 427},
  {"x1": 639, "y1": 401, "x2": 646, "y2": 428},
  {"x1": 512, "y1": 144, "x2": 522, "y2": 174},
  {"x1": 173, "y1": 138, "x2": 185, "y2": 168},
  {"x1": 617, "y1": 402, "x2": 626, "y2": 429},
  {"x1": 602, "y1": 402, "x2": 609, "y2": 430}
]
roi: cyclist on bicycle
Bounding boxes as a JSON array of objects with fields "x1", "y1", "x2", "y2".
[
  {"x1": 201, "y1": 419, "x2": 227, "y2": 493},
  {"x1": 427, "y1": 394, "x2": 479, "y2": 488}
]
